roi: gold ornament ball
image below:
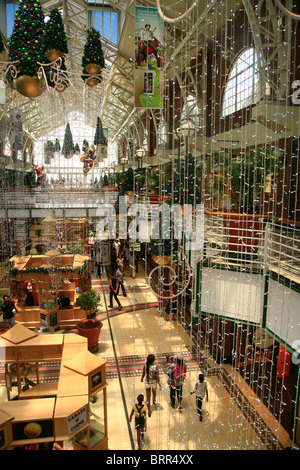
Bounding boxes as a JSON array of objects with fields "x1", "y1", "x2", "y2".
[{"x1": 14, "y1": 75, "x2": 44, "y2": 98}]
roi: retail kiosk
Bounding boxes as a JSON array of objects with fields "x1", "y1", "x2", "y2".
[{"x1": 0, "y1": 324, "x2": 108, "y2": 450}]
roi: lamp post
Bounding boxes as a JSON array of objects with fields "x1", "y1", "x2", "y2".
[
  {"x1": 121, "y1": 157, "x2": 127, "y2": 176},
  {"x1": 136, "y1": 146, "x2": 146, "y2": 169},
  {"x1": 175, "y1": 121, "x2": 196, "y2": 205}
]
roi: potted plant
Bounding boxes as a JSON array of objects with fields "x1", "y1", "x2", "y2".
[
  {"x1": 205, "y1": 147, "x2": 284, "y2": 253},
  {"x1": 149, "y1": 215, "x2": 179, "y2": 265},
  {"x1": 76, "y1": 289, "x2": 102, "y2": 352}
]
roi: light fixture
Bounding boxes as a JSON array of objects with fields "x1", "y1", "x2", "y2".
[
  {"x1": 136, "y1": 146, "x2": 146, "y2": 169},
  {"x1": 176, "y1": 121, "x2": 196, "y2": 138},
  {"x1": 136, "y1": 146, "x2": 146, "y2": 159}
]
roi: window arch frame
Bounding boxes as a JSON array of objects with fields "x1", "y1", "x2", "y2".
[{"x1": 221, "y1": 47, "x2": 260, "y2": 118}]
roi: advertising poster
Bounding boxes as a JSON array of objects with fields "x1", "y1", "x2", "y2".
[{"x1": 135, "y1": 6, "x2": 164, "y2": 109}]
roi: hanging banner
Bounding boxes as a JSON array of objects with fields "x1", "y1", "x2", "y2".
[{"x1": 134, "y1": 6, "x2": 164, "y2": 109}]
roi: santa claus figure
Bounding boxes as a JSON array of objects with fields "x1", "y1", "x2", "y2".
[
  {"x1": 35, "y1": 164, "x2": 46, "y2": 185},
  {"x1": 80, "y1": 144, "x2": 96, "y2": 174}
]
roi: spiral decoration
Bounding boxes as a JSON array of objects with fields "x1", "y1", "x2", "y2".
[{"x1": 147, "y1": 244, "x2": 191, "y2": 300}]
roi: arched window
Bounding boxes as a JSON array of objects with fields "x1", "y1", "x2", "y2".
[{"x1": 221, "y1": 48, "x2": 259, "y2": 117}]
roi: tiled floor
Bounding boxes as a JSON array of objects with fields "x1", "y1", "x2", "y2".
[
  {"x1": 0, "y1": 265, "x2": 294, "y2": 451},
  {"x1": 91, "y1": 267, "x2": 294, "y2": 451}
]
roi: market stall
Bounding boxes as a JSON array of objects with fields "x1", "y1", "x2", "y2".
[
  {"x1": 0, "y1": 324, "x2": 108, "y2": 450},
  {"x1": 8, "y1": 251, "x2": 92, "y2": 329}
]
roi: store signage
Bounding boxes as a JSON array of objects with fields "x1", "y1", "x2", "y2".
[
  {"x1": 291, "y1": 80, "x2": 300, "y2": 105},
  {"x1": 67, "y1": 405, "x2": 87, "y2": 435}
]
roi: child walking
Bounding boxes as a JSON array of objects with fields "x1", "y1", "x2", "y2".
[
  {"x1": 190, "y1": 373, "x2": 209, "y2": 421},
  {"x1": 129, "y1": 394, "x2": 147, "y2": 450}
]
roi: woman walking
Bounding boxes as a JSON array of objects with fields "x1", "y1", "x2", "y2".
[{"x1": 141, "y1": 354, "x2": 161, "y2": 417}]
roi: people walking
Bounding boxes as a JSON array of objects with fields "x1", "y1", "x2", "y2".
[
  {"x1": 116, "y1": 265, "x2": 127, "y2": 297},
  {"x1": 95, "y1": 249, "x2": 102, "y2": 277},
  {"x1": 141, "y1": 354, "x2": 161, "y2": 417},
  {"x1": 25, "y1": 233, "x2": 32, "y2": 255},
  {"x1": 108, "y1": 270, "x2": 122, "y2": 310},
  {"x1": 190, "y1": 373, "x2": 209, "y2": 421},
  {"x1": 0, "y1": 295, "x2": 17, "y2": 327},
  {"x1": 129, "y1": 394, "x2": 147, "y2": 450},
  {"x1": 170, "y1": 354, "x2": 187, "y2": 410}
]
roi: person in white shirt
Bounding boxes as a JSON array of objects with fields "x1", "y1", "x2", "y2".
[{"x1": 190, "y1": 373, "x2": 209, "y2": 421}]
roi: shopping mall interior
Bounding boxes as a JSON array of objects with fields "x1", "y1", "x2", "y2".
[{"x1": 0, "y1": 0, "x2": 299, "y2": 452}]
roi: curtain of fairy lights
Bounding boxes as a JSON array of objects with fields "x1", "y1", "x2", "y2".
[{"x1": 148, "y1": 0, "x2": 300, "y2": 451}]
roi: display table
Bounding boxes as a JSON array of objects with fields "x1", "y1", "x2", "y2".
[{"x1": 0, "y1": 324, "x2": 108, "y2": 450}]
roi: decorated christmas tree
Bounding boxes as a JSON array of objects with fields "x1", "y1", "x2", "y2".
[
  {"x1": 74, "y1": 143, "x2": 80, "y2": 154},
  {"x1": 81, "y1": 28, "x2": 105, "y2": 84},
  {"x1": 61, "y1": 123, "x2": 74, "y2": 159},
  {"x1": 8, "y1": 0, "x2": 47, "y2": 78},
  {"x1": 94, "y1": 117, "x2": 107, "y2": 146},
  {"x1": 44, "y1": 8, "x2": 68, "y2": 61}
]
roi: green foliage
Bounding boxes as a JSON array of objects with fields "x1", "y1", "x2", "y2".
[
  {"x1": 206, "y1": 147, "x2": 284, "y2": 214},
  {"x1": 44, "y1": 8, "x2": 68, "y2": 54},
  {"x1": 149, "y1": 211, "x2": 179, "y2": 257},
  {"x1": 8, "y1": 0, "x2": 47, "y2": 78},
  {"x1": 173, "y1": 153, "x2": 201, "y2": 205},
  {"x1": 82, "y1": 139, "x2": 89, "y2": 151},
  {"x1": 103, "y1": 174, "x2": 109, "y2": 186},
  {"x1": 54, "y1": 138, "x2": 61, "y2": 152},
  {"x1": 76, "y1": 289, "x2": 100, "y2": 318},
  {"x1": 74, "y1": 143, "x2": 80, "y2": 154},
  {"x1": 123, "y1": 167, "x2": 134, "y2": 193},
  {"x1": 62, "y1": 123, "x2": 74, "y2": 157},
  {"x1": 24, "y1": 171, "x2": 36, "y2": 188}
]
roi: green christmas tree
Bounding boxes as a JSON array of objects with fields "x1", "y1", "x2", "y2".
[
  {"x1": 94, "y1": 117, "x2": 107, "y2": 146},
  {"x1": 44, "y1": 140, "x2": 55, "y2": 163},
  {"x1": 0, "y1": 33, "x2": 4, "y2": 54},
  {"x1": 61, "y1": 123, "x2": 74, "y2": 158},
  {"x1": 54, "y1": 138, "x2": 60, "y2": 152},
  {"x1": 8, "y1": 0, "x2": 47, "y2": 78},
  {"x1": 44, "y1": 8, "x2": 68, "y2": 58},
  {"x1": 74, "y1": 143, "x2": 80, "y2": 154},
  {"x1": 82, "y1": 139, "x2": 89, "y2": 151},
  {"x1": 81, "y1": 28, "x2": 105, "y2": 82}
]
